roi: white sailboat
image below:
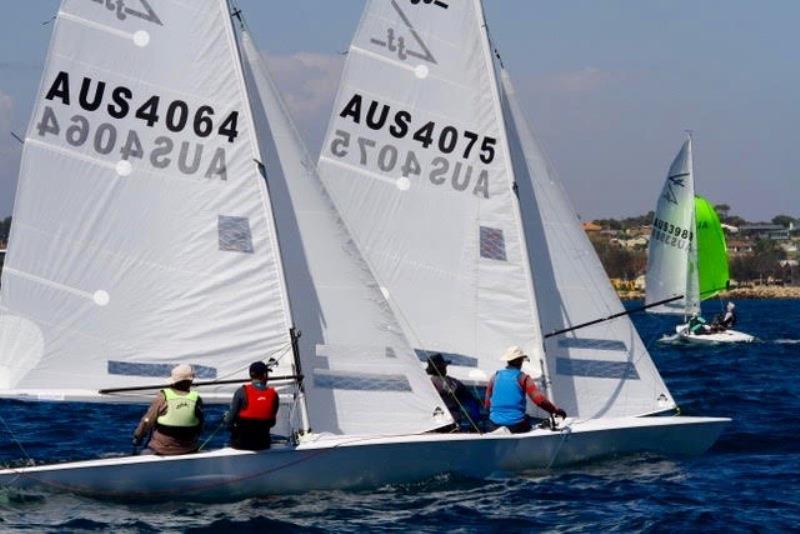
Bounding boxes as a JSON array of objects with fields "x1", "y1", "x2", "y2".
[
  {"x1": 0, "y1": 1, "x2": 727, "y2": 500},
  {"x1": 645, "y1": 137, "x2": 754, "y2": 344}
]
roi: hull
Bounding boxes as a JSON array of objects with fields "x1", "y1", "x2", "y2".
[
  {"x1": 0, "y1": 416, "x2": 729, "y2": 501},
  {"x1": 675, "y1": 324, "x2": 755, "y2": 344}
]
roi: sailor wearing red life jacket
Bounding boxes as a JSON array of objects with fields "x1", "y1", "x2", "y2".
[{"x1": 225, "y1": 361, "x2": 279, "y2": 450}]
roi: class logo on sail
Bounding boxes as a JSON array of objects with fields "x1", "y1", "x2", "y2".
[
  {"x1": 91, "y1": 0, "x2": 162, "y2": 26},
  {"x1": 370, "y1": 0, "x2": 438, "y2": 64},
  {"x1": 663, "y1": 172, "x2": 689, "y2": 205}
]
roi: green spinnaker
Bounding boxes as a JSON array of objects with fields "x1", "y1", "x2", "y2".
[{"x1": 694, "y1": 196, "x2": 729, "y2": 300}]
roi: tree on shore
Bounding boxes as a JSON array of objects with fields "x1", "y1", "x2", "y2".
[
  {"x1": 771, "y1": 215, "x2": 797, "y2": 228},
  {"x1": 589, "y1": 236, "x2": 646, "y2": 280},
  {"x1": 730, "y1": 239, "x2": 787, "y2": 283}
]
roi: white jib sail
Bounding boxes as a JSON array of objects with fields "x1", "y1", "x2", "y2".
[
  {"x1": 240, "y1": 31, "x2": 451, "y2": 435},
  {"x1": 317, "y1": 0, "x2": 544, "y2": 384},
  {"x1": 645, "y1": 138, "x2": 698, "y2": 315},
  {"x1": 0, "y1": 0, "x2": 297, "y2": 399},
  {"x1": 499, "y1": 70, "x2": 676, "y2": 418}
]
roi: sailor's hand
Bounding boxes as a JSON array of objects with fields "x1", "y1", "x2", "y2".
[{"x1": 554, "y1": 408, "x2": 567, "y2": 419}]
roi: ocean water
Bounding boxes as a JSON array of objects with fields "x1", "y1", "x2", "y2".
[{"x1": 1, "y1": 299, "x2": 798, "y2": 532}]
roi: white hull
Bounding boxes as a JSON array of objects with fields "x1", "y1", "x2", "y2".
[
  {"x1": 675, "y1": 324, "x2": 755, "y2": 344},
  {"x1": 0, "y1": 416, "x2": 728, "y2": 501}
]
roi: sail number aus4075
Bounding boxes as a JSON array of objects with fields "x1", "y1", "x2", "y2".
[{"x1": 338, "y1": 93, "x2": 497, "y2": 164}]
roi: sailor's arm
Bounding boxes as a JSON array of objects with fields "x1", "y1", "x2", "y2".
[
  {"x1": 133, "y1": 392, "x2": 166, "y2": 441},
  {"x1": 520, "y1": 374, "x2": 566, "y2": 418},
  {"x1": 223, "y1": 387, "x2": 245, "y2": 428},
  {"x1": 267, "y1": 388, "x2": 279, "y2": 429},
  {"x1": 483, "y1": 375, "x2": 495, "y2": 409}
]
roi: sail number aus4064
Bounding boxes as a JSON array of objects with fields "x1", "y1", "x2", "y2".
[{"x1": 43, "y1": 71, "x2": 240, "y2": 143}]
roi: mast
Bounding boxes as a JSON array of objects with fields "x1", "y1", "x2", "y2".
[
  {"x1": 223, "y1": 0, "x2": 310, "y2": 433},
  {"x1": 684, "y1": 133, "x2": 700, "y2": 319}
]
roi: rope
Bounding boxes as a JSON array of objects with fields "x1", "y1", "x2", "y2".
[
  {"x1": 546, "y1": 422, "x2": 574, "y2": 469},
  {"x1": 0, "y1": 414, "x2": 35, "y2": 467},
  {"x1": 426, "y1": 359, "x2": 483, "y2": 434},
  {"x1": 198, "y1": 419, "x2": 227, "y2": 452}
]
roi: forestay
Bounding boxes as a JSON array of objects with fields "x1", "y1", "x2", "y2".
[
  {"x1": 240, "y1": 31, "x2": 450, "y2": 435},
  {"x1": 645, "y1": 138, "x2": 699, "y2": 315},
  {"x1": 317, "y1": 0, "x2": 544, "y2": 382},
  {"x1": 0, "y1": 0, "x2": 296, "y2": 399},
  {"x1": 498, "y1": 70, "x2": 676, "y2": 418}
]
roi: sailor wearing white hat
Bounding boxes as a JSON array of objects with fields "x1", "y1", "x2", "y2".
[
  {"x1": 132, "y1": 364, "x2": 204, "y2": 455},
  {"x1": 484, "y1": 346, "x2": 566, "y2": 433}
]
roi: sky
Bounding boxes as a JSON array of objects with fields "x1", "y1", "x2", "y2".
[{"x1": 0, "y1": 1, "x2": 798, "y2": 222}]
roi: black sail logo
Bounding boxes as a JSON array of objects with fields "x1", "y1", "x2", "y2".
[
  {"x1": 370, "y1": 0, "x2": 437, "y2": 64},
  {"x1": 663, "y1": 172, "x2": 689, "y2": 205},
  {"x1": 91, "y1": 0, "x2": 163, "y2": 26}
]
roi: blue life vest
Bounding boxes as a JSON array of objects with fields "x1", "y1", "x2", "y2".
[{"x1": 490, "y1": 368, "x2": 526, "y2": 425}]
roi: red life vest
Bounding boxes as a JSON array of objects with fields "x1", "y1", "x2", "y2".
[{"x1": 238, "y1": 384, "x2": 278, "y2": 421}]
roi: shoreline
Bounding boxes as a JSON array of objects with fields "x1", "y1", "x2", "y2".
[{"x1": 618, "y1": 286, "x2": 800, "y2": 301}]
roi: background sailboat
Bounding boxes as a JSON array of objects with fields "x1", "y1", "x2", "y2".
[{"x1": 645, "y1": 137, "x2": 754, "y2": 343}]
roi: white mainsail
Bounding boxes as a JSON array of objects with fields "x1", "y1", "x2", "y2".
[
  {"x1": 240, "y1": 30, "x2": 450, "y2": 435},
  {"x1": 319, "y1": 0, "x2": 676, "y2": 418},
  {"x1": 0, "y1": 0, "x2": 297, "y2": 398},
  {"x1": 317, "y1": 0, "x2": 544, "y2": 383},
  {"x1": 498, "y1": 70, "x2": 676, "y2": 418},
  {"x1": 645, "y1": 138, "x2": 699, "y2": 315}
]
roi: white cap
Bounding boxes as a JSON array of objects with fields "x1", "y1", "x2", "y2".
[
  {"x1": 727, "y1": 302, "x2": 735, "y2": 310},
  {"x1": 170, "y1": 364, "x2": 195, "y2": 384},
  {"x1": 500, "y1": 346, "x2": 528, "y2": 362}
]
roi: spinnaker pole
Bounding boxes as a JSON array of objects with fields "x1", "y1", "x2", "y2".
[{"x1": 543, "y1": 294, "x2": 684, "y2": 339}]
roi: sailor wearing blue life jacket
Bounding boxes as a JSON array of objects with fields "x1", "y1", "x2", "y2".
[
  {"x1": 225, "y1": 361, "x2": 279, "y2": 450},
  {"x1": 484, "y1": 346, "x2": 566, "y2": 433}
]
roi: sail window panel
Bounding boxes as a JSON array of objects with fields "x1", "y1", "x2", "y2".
[
  {"x1": 107, "y1": 360, "x2": 217, "y2": 379},
  {"x1": 557, "y1": 338, "x2": 628, "y2": 352},
  {"x1": 218, "y1": 216, "x2": 254, "y2": 254},
  {"x1": 555, "y1": 358, "x2": 640, "y2": 380},
  {"x1": 313, "y1": 371, "x2": 412, "y2": 392},
  {"x1": 479, "y1": 226, "x2": 507, "y2": 261}
]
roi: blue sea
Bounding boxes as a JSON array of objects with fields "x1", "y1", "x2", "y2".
[{"x1": 1, "y1": 299, "x2": 798, "y2": 532}]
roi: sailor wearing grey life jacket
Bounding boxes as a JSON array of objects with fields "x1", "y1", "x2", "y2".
[{"x1": 132, "y1": 364, "x2": 204, "y2": 455}]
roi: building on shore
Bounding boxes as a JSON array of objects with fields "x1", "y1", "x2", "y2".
[{"x1": 739, "y1": 224, "x2": 791, "y2": 240}]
